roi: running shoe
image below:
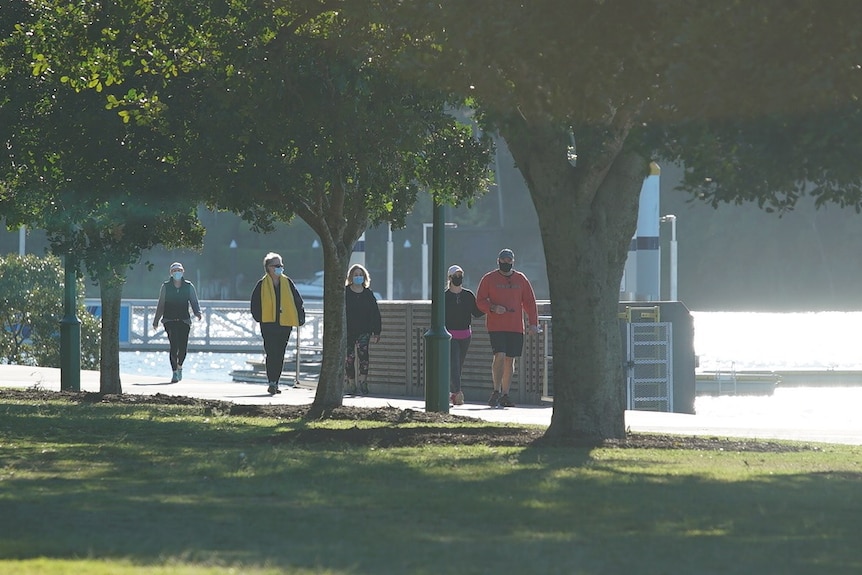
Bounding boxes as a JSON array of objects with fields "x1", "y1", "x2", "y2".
[
  {"x1": 488, "y1": 390, "x2": 501, "y2": 407},
  {"x1": 499, "y1": 394, "x2": 515, "y2": 407}
]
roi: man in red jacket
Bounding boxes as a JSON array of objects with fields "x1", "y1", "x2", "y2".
[{"x1": 476, "y1": 248, "x2": 539, "y2": 407}]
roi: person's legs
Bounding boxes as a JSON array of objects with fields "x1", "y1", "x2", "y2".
[
  {"x1": 344, "y1": 333, "x2": 358, "y2": 393},
  {"x1": 165, "y1": 322, "x2": 180, "y2": 371},
  {"x1": 450, "y1": 337, "x2": 469, "y2": 405},
  {"x1": 262, "y1": 324, "x2": 292, "y2": 393},
  {"x1": 500, "y1": 356, "x2": 516, "y2": 394},
  {"x1": 355, "y1": 333, "x2": 372, "y2": 394},
  {"x1": 499, "y1": 332, "x2": 524, "y2": 407},
  {"x1": 491, "y1": 352, "x2": 506, "y2": 390},
  {"x1": 488, "y1": 332, "x2": 506, "y2": 406},
  {"x1": 449, "y1": 338, "x2": 462, "y2": 394},
  {"x1": 164, "y1": 322, "x2": 182, "y2": 381},
  {"x1": 174, "y1": 322, "x2": 191, "y2": 380}
]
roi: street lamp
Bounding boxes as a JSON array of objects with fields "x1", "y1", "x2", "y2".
[
  {"x1": 422, "y1": 221, "x2": 457, "y2": 300},
  {"x1": 660, "y1": 215, "x2": 677, "y2": 301}
]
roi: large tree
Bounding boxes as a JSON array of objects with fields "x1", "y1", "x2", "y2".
[{"x1": 363, "y1": 0, "x2": 862, "y2": 439}]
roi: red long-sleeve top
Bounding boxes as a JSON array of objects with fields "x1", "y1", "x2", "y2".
[{"x1": 476, "y1": 269, "x2": 538, "y2": 333}]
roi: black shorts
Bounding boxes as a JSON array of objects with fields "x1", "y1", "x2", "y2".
[{"x1": 489, "y1": 331, "x2": 524, "y2": 358}]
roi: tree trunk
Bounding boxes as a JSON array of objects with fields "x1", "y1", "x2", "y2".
[
  {"x1": 501, "y1": 120, "x2": 645, "y2": 441},
  {"x1": 98, "y1": 273, "x2": 124, "y2": 394},
  {"x1": 309, "y1": 246, "x2": 352, "y2": 415}
]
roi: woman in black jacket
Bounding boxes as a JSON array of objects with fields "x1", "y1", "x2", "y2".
[
  {"x1": 344, "y1": 264, "x2": 382, "y2": 395},
  {"x1": 250, "y1": 252, "x2": 305, "y2": 395},
  {"x1": 444, "y1": 264, "x2": 484, "y2": 405}
]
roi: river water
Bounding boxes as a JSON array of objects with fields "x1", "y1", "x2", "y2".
[{"x1": 120, "y1": 311, "x2": 862, "y2": 420}]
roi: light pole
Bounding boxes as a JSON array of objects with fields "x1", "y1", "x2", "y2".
[
  {"x1": 424, "y1": 203, "x2": 451, "y2": 413},
  {"x1": 386, "y1": 225, "x2": 393, "y2": 300},
  {"x1": 660, "y1": 214, "x2": 677, "y2": 301},
  {"x1": 422, "y1": 221, "x2": 457, "y2": 300},
  {"x1": 229, "y1": 239, "x2": 237, "y2": 299}
]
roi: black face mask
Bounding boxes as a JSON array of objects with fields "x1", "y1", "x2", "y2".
[
  {"x1": 450, "y1": 276, "x2": 463, "y2": 286},
  {"x1": 499, "y1": 262, "x2": 513, "y2": 273}
]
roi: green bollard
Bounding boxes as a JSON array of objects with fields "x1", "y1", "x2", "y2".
[
  {"x1": 60, "y1": 252, "x2": 81, "y2": 391},
  {"x1": 424, "y1": 203, "x2": 451, "y2": 413}
]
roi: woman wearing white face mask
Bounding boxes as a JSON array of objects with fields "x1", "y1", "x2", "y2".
[
  {"x1": 152, "y1": 262, "x2": 203, "y2": 383},
  {"x1": 250, "y1": 252, "x2": 306, "y2": 395},
  {"x1": 343, "y1": 264, "x2": 381, "y2": 395}
]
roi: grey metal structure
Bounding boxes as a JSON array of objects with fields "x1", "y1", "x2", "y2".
[{"x1": 624, "y1": 319, "x2": 674, "y2": 412}]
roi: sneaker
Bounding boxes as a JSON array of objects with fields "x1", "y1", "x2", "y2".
[
  {"x1": 499, "y1": 394, "x2": 515, "y2": 407},
  {"x1": 453, "y1": 391, "x2": 464, "y2": 406},
  {"x1": 359, "y1": 380, "x2": 369, "y2": 395},
  {"x1": 345, "y1": 380, "x2": 357, "y2": 395},
  {"x1": 177, "y1": 367, "x2": 183, "y2": 381},
  {"x1": 488, "y1": 390, "x2": 501, "y2": 407},
  {"x1": 267, "y1": 383, "x2": 281, "y2": 395},
  {"x1": 171, "y1": 371, "x2": 179, "y2": 383}
]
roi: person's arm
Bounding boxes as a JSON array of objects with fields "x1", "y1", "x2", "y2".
[
  {"x1": 521, "y1": 273, "x2": 540, "y2": 332},
  {"x1": 369, "y1": 290, "x2": 382, "y2": 342},
  {"x1": 287, "y1": 277, "x2": 306, "y2": 326},
  {"x1": 250, "y1": 280, "x2": 263, "y2": 323},
  {"x1": 188, "y1": 283, "x2": 202, "y2": 320},
  {"x1": 152, "y1": 284, "x2": 166, "y2": 328},
  {"x1": 475, "y1": 275, "x2": 493, "y2": 315},
  {"x1": 469, "y1": 291, "x2": 485, "y2": 318}
]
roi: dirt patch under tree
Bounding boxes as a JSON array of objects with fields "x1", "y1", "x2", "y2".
[{"x1": 1, "y1": 388, "x2": 813, "y2": 453}]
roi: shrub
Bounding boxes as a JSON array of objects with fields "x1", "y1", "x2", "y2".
[{"x1": 0, "y1": 253, "x2": 100, "y2": 368}]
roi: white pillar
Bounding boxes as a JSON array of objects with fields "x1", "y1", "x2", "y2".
[
  {"x1": 386, "y1": 225, "x2": 393, "y2": 300},
  {"x1": 349, "y1": 232, "x2": 366, "y2": 267},
  {"x1": 421, "y1": 224, "x2": 432, "y2": 300},
  {"x1": 635, "y1": 162, "x2": 661, "y2": 301}
]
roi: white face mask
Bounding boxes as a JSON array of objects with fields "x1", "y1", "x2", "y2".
[{"x1": 172, "y1": 271, "x2": 183, "y2": 281}]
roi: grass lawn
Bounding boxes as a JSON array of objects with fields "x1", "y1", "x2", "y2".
[{"x1": 1, "y1": 391, "x2": 861, "y2": 574}]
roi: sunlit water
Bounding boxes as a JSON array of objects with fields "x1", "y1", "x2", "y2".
[
  {"x1": 121, "y1": 311, "x2": 862, "y2": 421},
  {"x1": 120, "y1": 350, "x2": 263, "y2": 382}
]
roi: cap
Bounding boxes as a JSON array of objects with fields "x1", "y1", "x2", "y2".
[
  {"x1": 498, "y1": 249, "x2": 515, "y2": 260},
  {"x1": 447, "y1": 265, "x2": 463, "y2": 276},
  {"x1": 169, "y1": 262, "x2": 184, "y2": 271}
]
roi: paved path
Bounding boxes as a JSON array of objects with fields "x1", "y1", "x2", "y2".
[{"x1": 2, "y1": 364, "x2": 860, "y2": 445}]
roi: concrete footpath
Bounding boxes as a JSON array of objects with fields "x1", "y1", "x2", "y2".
[{"x1": 2, "y1": 364, "x2": 861, "y2": 446}]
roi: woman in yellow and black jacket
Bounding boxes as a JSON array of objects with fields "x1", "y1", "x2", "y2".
[{"x1": 250, "y1": 252, "x2": 305, "y2": 395}]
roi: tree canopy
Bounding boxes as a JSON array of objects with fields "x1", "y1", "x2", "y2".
[
  {"x1": 0, "y1": 3, "x2": 205, "y2": 392},
  {"x1": 2, "y1": 0, "x2": 492, "y2": 404}
]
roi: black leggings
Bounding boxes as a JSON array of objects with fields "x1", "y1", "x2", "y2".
[{"x1": 164, "y1": 320, "x2": 191, "y2": 371}]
